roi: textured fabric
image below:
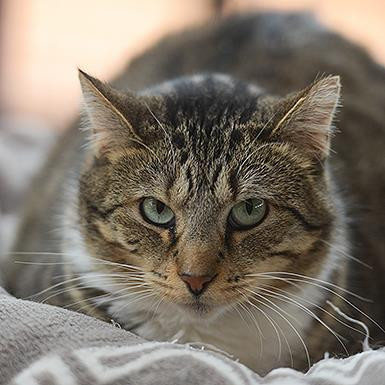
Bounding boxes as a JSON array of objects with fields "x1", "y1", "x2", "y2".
[{"x1": 1, "y1": 288, "x2": 385, "y2": 385}]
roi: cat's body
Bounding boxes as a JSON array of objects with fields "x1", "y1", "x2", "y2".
[{"x1": 4, "y1": 13, "x2": 385, "y2": 374}]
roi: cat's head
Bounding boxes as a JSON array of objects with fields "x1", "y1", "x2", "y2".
[{"x1": 77, "y1": 70, "x2": 340, "y2": 318}]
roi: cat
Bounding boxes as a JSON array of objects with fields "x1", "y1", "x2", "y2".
[{"x1": 4, "y1": 13, "x2": 385, "y2": 374}]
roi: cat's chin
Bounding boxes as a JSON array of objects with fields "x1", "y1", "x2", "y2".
[{"x1": 177, "y1": 300, "x2": 223, "y2": 320}]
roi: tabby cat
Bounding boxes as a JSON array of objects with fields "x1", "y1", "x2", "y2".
[{"x1": 5, "y1": 13, "x2": 385, "y2": 374}]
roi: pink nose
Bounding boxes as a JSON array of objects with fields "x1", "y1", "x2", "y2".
[{"x1": 179, "y1": 273, "x2": 216, "y2": 296}]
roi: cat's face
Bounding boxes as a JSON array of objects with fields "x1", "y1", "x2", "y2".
[{"x1": 78, "y1": 71, "x2": 340, "y2": 318}]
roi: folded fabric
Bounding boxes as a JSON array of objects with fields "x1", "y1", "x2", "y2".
[{"x1": 0, "y1": 287, "x2": 384, "y2": 385}]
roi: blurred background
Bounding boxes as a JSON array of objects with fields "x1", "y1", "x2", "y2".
[
  {"x1": 1, "y1": 0, "x2": 385, "y2": 132},
  {"x1": 0, "y1": 0, "x2": 384, "y2": 253}
]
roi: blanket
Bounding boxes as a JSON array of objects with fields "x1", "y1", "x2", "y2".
[{"x1": 1, "y1": 287, "x2": 384, "y2": 385}]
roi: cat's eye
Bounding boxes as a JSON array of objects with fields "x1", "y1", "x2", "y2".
[
  {"x1": 229, "y1": 198, "x2": 267, "y2": 230},
  {"x1": 140, "y1": 197, "x2": 175, "y2": 227}
]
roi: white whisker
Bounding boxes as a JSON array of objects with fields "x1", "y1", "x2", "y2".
[
  {"x1": 247, "y1": 272, "x2": 384, "y2": 333},
  {"x1": 248, "y1": 271, "x2": 369, "y2": 301},
  {"x1": 320, "y1": 239, "x2": 372, "y2": 269},
  {"x1": 241, "y1": 292, "x2": 295, "y2": 367},
  {"x1": 10, "y1": 251, "x2": 142, "y2": 272},
  {"x1": 261, "y1": 283, "x2": 367, "y2": 337},
  {"x1": 236, "y1": 289, "x2": 283, "y2": 361},
  {"x1": 244, "y1": 287, "x2": 311, "y2": 369},
  {"x1": 235, "y1": 301, "x2": 264, "y2": 359},
  {"x1": 257, "y1": 286, "x2": 349, "y2": 355},
  {"x1": 110, "y1": 291, "x2": 157, "y2": 318},
  {"x1": 64, "y1": 284, "x2": 146, "y2": 309},
  {"x1": 25, "y1": 273, "x2": 144, "y2": 300}
]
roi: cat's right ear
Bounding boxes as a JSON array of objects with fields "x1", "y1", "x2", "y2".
[
  {"x1": 270, "y1": 76, "x2": 341, "y2": 161},
  {"x1": 78, "y1": 69, "x2": 145, "y2": 156}
]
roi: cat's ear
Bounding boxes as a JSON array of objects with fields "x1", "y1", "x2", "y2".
[
  {"x1": 78, "y1": 69, "x2": 145, "y2": 155},
  {"x1": 271, "y1": 76, "x2": 341, "y2": 160}
]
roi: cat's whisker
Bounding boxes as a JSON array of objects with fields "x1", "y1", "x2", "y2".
[
  {"x1": 231, "y1": 303, "x2": 253, "y2": 334},
  {"x1": 246, "y1": 271, "x2": 369, "y2": 301},
  {"x1": 81, "y1": 273, "x2": 145, "y2": 283},
  {"x1": 54, "y1": 272, "x2": 145, "y2": 281},
  {"x1": 73, "y1": 285, "x2": 152, "y2": 313},
  {"x1": 88, "y1": 261, "x2": 143, "y2": 273},
  {"x1": 8, "y1": 251, "x2": 72, "y2": 256},
  {"x1": 13, "y1": 261, "x2": 144, "y2": 277},
  {"x1": 110, "y1": 291, "x2": 157, "y2": 319},
  {"x1": 23, "y1": 275, "x2": 100, "y2": 300},
  {"x1": 243, "y1": 288, "x2": 311, "y2": 369},
  {"x1": 320, "y1": 239, "x2": 373, "y2": 269},
  {"x1": 40, "y1": 279, "x2": 148, "y2": 304},
  {"x1": 261, "y1": 283, "x2": 367, "y2": 337},
  {"x1": 64, "y1": 291, "x2": 114, "y2": 310},
  {"x1": 234, "y1": 301, "x2": 264, "y2": 360},
  {"x1": 247, "y1": 272, "x2": 385, "y2": 333},
  {"x1": 236, "y1": 289, "x2": 284, "y2": 362},
  {"x1": 39, "y1": 284, "x2": 90, "y2": 304},
  {"x1": 26, "y1": 273, "x2": 144, "y2": 301},
  {"x1": 245, "y1": 288, "x2": 300, "y2": 326},
  {"x1": 147, "y1": 294, "x2": 162, "y2": 320},
  {"x1": 108, "y1": 288, "x2": 154, "y2": 304},
  {"x1": 64, "y1": 284, "x2": 145, "y2": 309},
  {"x1": 147, "y1": 293, "x2": 167, "y2": 322},
  {"x1": 10, "y1": 251, "x2": 143, "y2": 272},
  {"x1": 13, "y1": 260, "x2": 105, "y2": 266},
  {"x1": 257, "y1": 286, "x2": 349, "y2": 355},
  {"x1": 236, "y1": 301, "x2": 264, "y2": 340},
  {"x1": 286, "y1": 277, "x2": 385, "y2": 334},
  {"x1": 242, "y1": 294, "x2": 294, "y2": 368},
  {"x1": 238, "y1": 290, "x2": 296, "y2": 365}
]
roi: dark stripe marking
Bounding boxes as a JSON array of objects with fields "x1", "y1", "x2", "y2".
[
  {"x1": 281, "y1": 205, "x2": 331, "y2": 232},
  {"x1": 269, "y1": 250, "x2": 301, "y2": 259},
  {"x1": 212, "y1": 164, "x2": 223, "y2": 186},
  {"x1": 126, "y1": 239, "x2": 140, "y2": 245},
  {"x1": 86, "y1": 201, "x2": 124, "y2": 220},
  {"x1": 186, "y1": 166, "x2": 194, "y2": 192}
]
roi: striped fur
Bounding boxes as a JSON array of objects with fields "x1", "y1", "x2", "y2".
[{"x1": 6, "y1": 13, "x2": 385, "y2": 375}]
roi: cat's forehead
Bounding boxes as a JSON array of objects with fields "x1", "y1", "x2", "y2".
[
  {"x1": 142, "y1": 74, "x2": 267, "y2": 156},
  {"x1": 143, "y1": 74, "x2": 265, "y2": 129}
]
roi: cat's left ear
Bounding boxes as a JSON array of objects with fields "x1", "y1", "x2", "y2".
[
  {"x1": 271, "y1": 76, "x2": 341, "y2": 160},
  {"x1": 78, "y1": 69, "x2": 146, "y2": 155}
]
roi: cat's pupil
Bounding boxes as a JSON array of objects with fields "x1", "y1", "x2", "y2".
[
  {"x1": 245, "y1": 199, "x2": 253, "y2": 215},
  {"x1": 156, "y1": 200, "x2": 165, "y2": 214}
]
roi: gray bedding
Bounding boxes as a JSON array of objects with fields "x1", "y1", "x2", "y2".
[{"x1": 1, "y1": 287, "x2": 384, "y2": 385}]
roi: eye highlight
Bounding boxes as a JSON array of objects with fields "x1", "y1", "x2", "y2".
[
  {"x1": 229, "y1": 198, "x2": 267, "y2": 230},
  {"x1": 140, "y1": 197, "x2": 175, "y2": 227}
]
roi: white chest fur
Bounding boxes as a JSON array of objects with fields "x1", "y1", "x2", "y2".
[{"x1": 106, "y1": 285, "x2": 323, "y2": 375}]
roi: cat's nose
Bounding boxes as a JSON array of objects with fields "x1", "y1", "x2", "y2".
[{"x1": 179, "y1": 272, "x2": 216, "y2": 297}]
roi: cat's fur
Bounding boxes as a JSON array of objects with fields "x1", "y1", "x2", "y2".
[{"x1": 4, "y1": 13, "x2": 385, "y2": 374}]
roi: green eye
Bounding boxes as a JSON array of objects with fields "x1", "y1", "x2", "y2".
[
  {"x1": 140, "y1": 197, "x2": 175, "y2": 227},
  {"x1": 229, "y1": 198, "x2": 267, "y2": 229}
]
